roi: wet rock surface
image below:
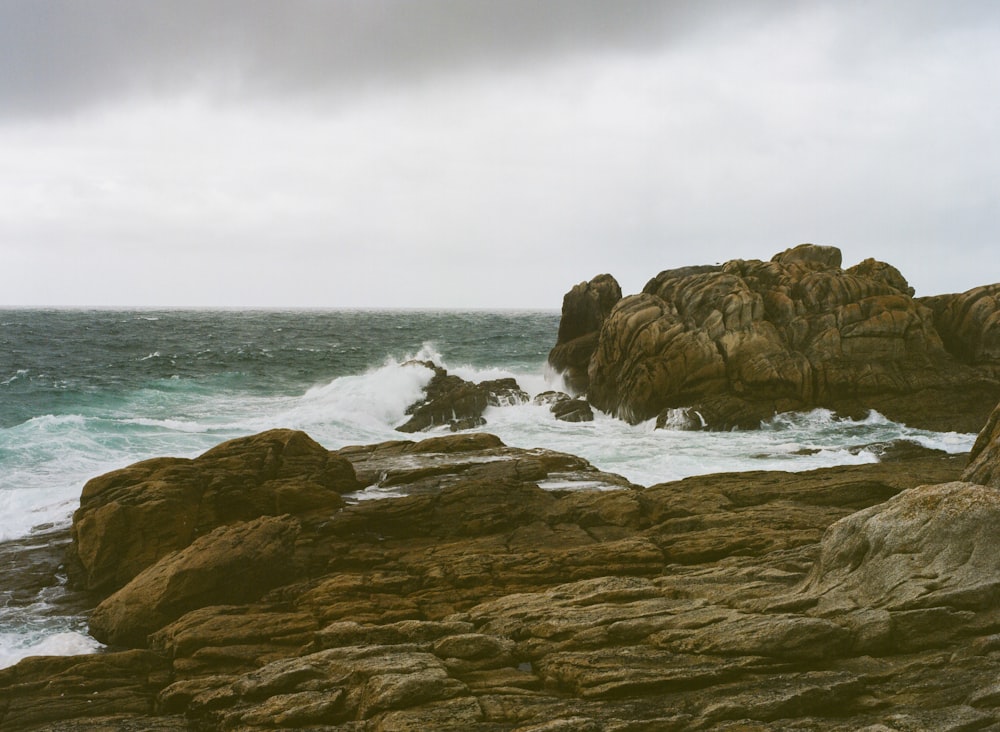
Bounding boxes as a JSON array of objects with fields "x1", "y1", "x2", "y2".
[
  {"x1": 547, "y1": 274, "x2": 622, "y2": 395},
  {"x1": 550, "y1": 244, "x2": 1000, "y2": 432},
  {"x1": 397, "y1": 362, "x2": 529, "y2": 433},
  {"x1": 6, "y1": 423, "x2": 1000, "y2": 730}
]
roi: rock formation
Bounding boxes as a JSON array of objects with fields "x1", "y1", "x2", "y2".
[
  {"x1": 9, "y1": 414, "x2": 1000, "y2": 729},
  {"x1": 547, "y1": 274, "x2": 622, "y2": 394},
  {"x1": 534, "y1": 391, "x2": 595, "y2": 422},
  {"x1": 397, "y1": 362, "x2": 529, "y2": 432},
  {"x1": 549, "y1": 244, "x2": 1000, "y2": 431},
  {"x1": 68, "y1": 429, "x2": 358, "y2": 595}
]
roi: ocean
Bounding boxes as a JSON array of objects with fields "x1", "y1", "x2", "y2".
[{"x1": 0, "y1": 308, "x2": 975, "y2": 668}]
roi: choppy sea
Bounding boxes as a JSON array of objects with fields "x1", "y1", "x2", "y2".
[{"x1": 0, "y1": 309, "x2": 975, "y2": 668}]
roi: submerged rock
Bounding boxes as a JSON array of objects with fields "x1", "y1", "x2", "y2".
[
  {"x1": 533, "y1": 390, "x2": 571, "y2": 406},
  {"x1": 549, "y1": 244, "x2": 1000, "y2": 431},
  {"x1": 550, "y1": 397, "x2": 594, "y2": 422}
]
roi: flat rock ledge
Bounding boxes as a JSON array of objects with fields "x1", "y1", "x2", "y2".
[{"x1": 5, "y1": 417, "x2": 1000, "y2": 730}]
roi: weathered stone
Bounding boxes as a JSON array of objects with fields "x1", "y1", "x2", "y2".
[
  {"x1": 89, "y1": 515, "x2": 301, "y2": 647},
  {"x1": 921, "y1": 283, "x2": 1000, "y2": 364},
  {"x1": 553, "y1": 244, "x2": 1000, "y2": 431},
  {"x1": 963, "y1": 397, "x2": 1000, "y2": 487},
  {"x1": 396, "y1": 363, "x2": 528, "y2": 433},
  {"x1": 69, "y1": 429, "x2": 356, "y2": 594},
  {"x1": 802, "y1": 481, "x2": 1000, "y2": 616},
  {"x1": 550, "y1": 397, "x2": 594, "y2": 422},
  {"x1": 0, "y1": 650, "x2": 173, "y2": 731},
  {"x1": 7, "y1": 418, "x2": 1000, "y2": 731},
  {"x1": 548, "y1": 273, "x2": 622, "y2": 394}
]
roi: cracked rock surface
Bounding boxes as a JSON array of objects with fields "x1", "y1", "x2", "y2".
[{"x1": 4, "y1": 418, "x2": 1000, "y2": 730}]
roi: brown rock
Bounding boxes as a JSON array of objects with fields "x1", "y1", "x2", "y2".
[
  {"x1": 922, "y1": 283, "x2": 1000, "y2": 364},
  {"x1": 802, "y1": 481, "x2": 1000, "y2": 616},
  {"x1": 396, "y1": 363, "x2": 528, "y2": 432},
  {"x1": 557, "y1": 244, "x2": 1000, "y2": 430},
  {"x1": 550, "y1": 397, "x2": 594, "y2": 422},
  {"x1": 0, "y1": 650, "x2": 174, "y2": 731},
  {"x1": 8, "y1": 422, "x2": 1000, "y2": 732},
  {"x1": 964, "y1": 398, "x2": 1000, "y2": 487},
  {"x1": 89, "y1": 515, "x2": 302, "y2": 647},
  {"x1": 547, "y1": 274, "x2": 622, "y2": 394},
  {"x1": 69, "y1": 429, "x2": 356, "y2": 594}
]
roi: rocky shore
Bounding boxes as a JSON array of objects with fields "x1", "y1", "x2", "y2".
[
  {"x1": 4, "y1": 405, "x2": 1000, "y2": 730},
  {"x1": 549, "y1": 244, "x2": 1000, "y2": 432}
]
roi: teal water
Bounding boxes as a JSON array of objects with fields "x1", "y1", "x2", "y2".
[{"x1": 0, "y1": 308, "x2": 976, "y2": 667}]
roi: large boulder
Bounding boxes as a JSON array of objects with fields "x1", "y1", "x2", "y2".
[
  {"x1": 68, "y1": 429, "x2": 359, "y2": 594},
  {"x1": 547, "y1": 274, "x2": 622, "y2": 394},
  {"x1": 962, "y1": 398, "x2": 1000, "y2": 487},
  {"x1": 89, "y1": 515, "x2": 302, "y2": 647},
  {"x1": 921, "y1": 283, "x2": 1000, "y2": 364},
  {"x1": 551, "y1": 244, "x2": 1000, "y2": 430},
  {"x1": 802, "y1": 481, "x2": 1000, "y2": 615}
]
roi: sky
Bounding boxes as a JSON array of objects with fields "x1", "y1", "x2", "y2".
[{"x1": 1, "y1": 0, "x2": 999, "y2": 309}]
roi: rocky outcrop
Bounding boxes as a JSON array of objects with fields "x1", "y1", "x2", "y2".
[
  {"x1": 89, "y1": 515, "x2": 303, "y2": 647},
  {"x1": 397, "y1": 362, "x2": 529, "y2": 432},
  {"x1": 801, "y1": 481, "x2": 1000, "y2": 625},
  {"x1": 550, "y1": 244, "x2": 1000, "y2": 431},
  {"x1": 11, "y1": 421, "x2": 1000, "y2": 730},
  {"x1": 547, "y1": 274, "x2": 621, "y2": 394},
  {"x1": 67, "y1": 429, "x2": 359, "y2": 595},
  {"x1": 921, "y1": 283, "x2": 1000, "y2": 365},
  {"x1": 962, "y1": 397, "x2": 1000, "y2": 487}
]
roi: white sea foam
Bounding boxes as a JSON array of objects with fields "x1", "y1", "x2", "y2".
[
  {"x1": 268, "y1": 352, "x2": 437, "y2": 442},
  {"x1": 122, "y1": 417, "x2": 211, "y2": 433},
  {"x1": 0, "y1": 632, "x2": 104, "y2": 670},
  {"x1": 1, "y1": 368, "x2": 29, "y2": 386}
]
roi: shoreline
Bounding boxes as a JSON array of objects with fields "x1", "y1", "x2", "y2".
[{"x1": 2, "y1": 430, "x2": 984, "y2": 729}]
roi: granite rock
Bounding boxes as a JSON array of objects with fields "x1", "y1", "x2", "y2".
[
  {"x1": 7, "y1": 422, "x2": 1000, "y2": 731},
  {"x1": 551, "y1": 244, "x2": 1000, "y2": 431}
]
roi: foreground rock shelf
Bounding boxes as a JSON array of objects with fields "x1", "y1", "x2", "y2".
[{"x1": 3, "y1": 421, "x2": 1000, "y2": 730}]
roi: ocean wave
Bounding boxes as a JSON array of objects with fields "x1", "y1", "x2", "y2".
[
  {"x1": 1, "y1": 369, "x2": 29, "y2": 386},
  {"x1": 277, "y1": 348, "x2": 440, "y2": 435},
  {"x1": 120, "y1": 417, "x2": 210, "y2": 433}
]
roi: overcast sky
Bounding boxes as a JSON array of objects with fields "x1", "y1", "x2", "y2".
[{"x1": 1, "y1": 1, "x2": 998, "y2": 308}]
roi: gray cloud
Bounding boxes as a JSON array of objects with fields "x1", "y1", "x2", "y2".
[
  {"x1": 2, "y1": 0, "x2": 1000, "y2": 307},
  {"x1": 1, "y1": 0, "x2": 814, "y2": 115}
]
